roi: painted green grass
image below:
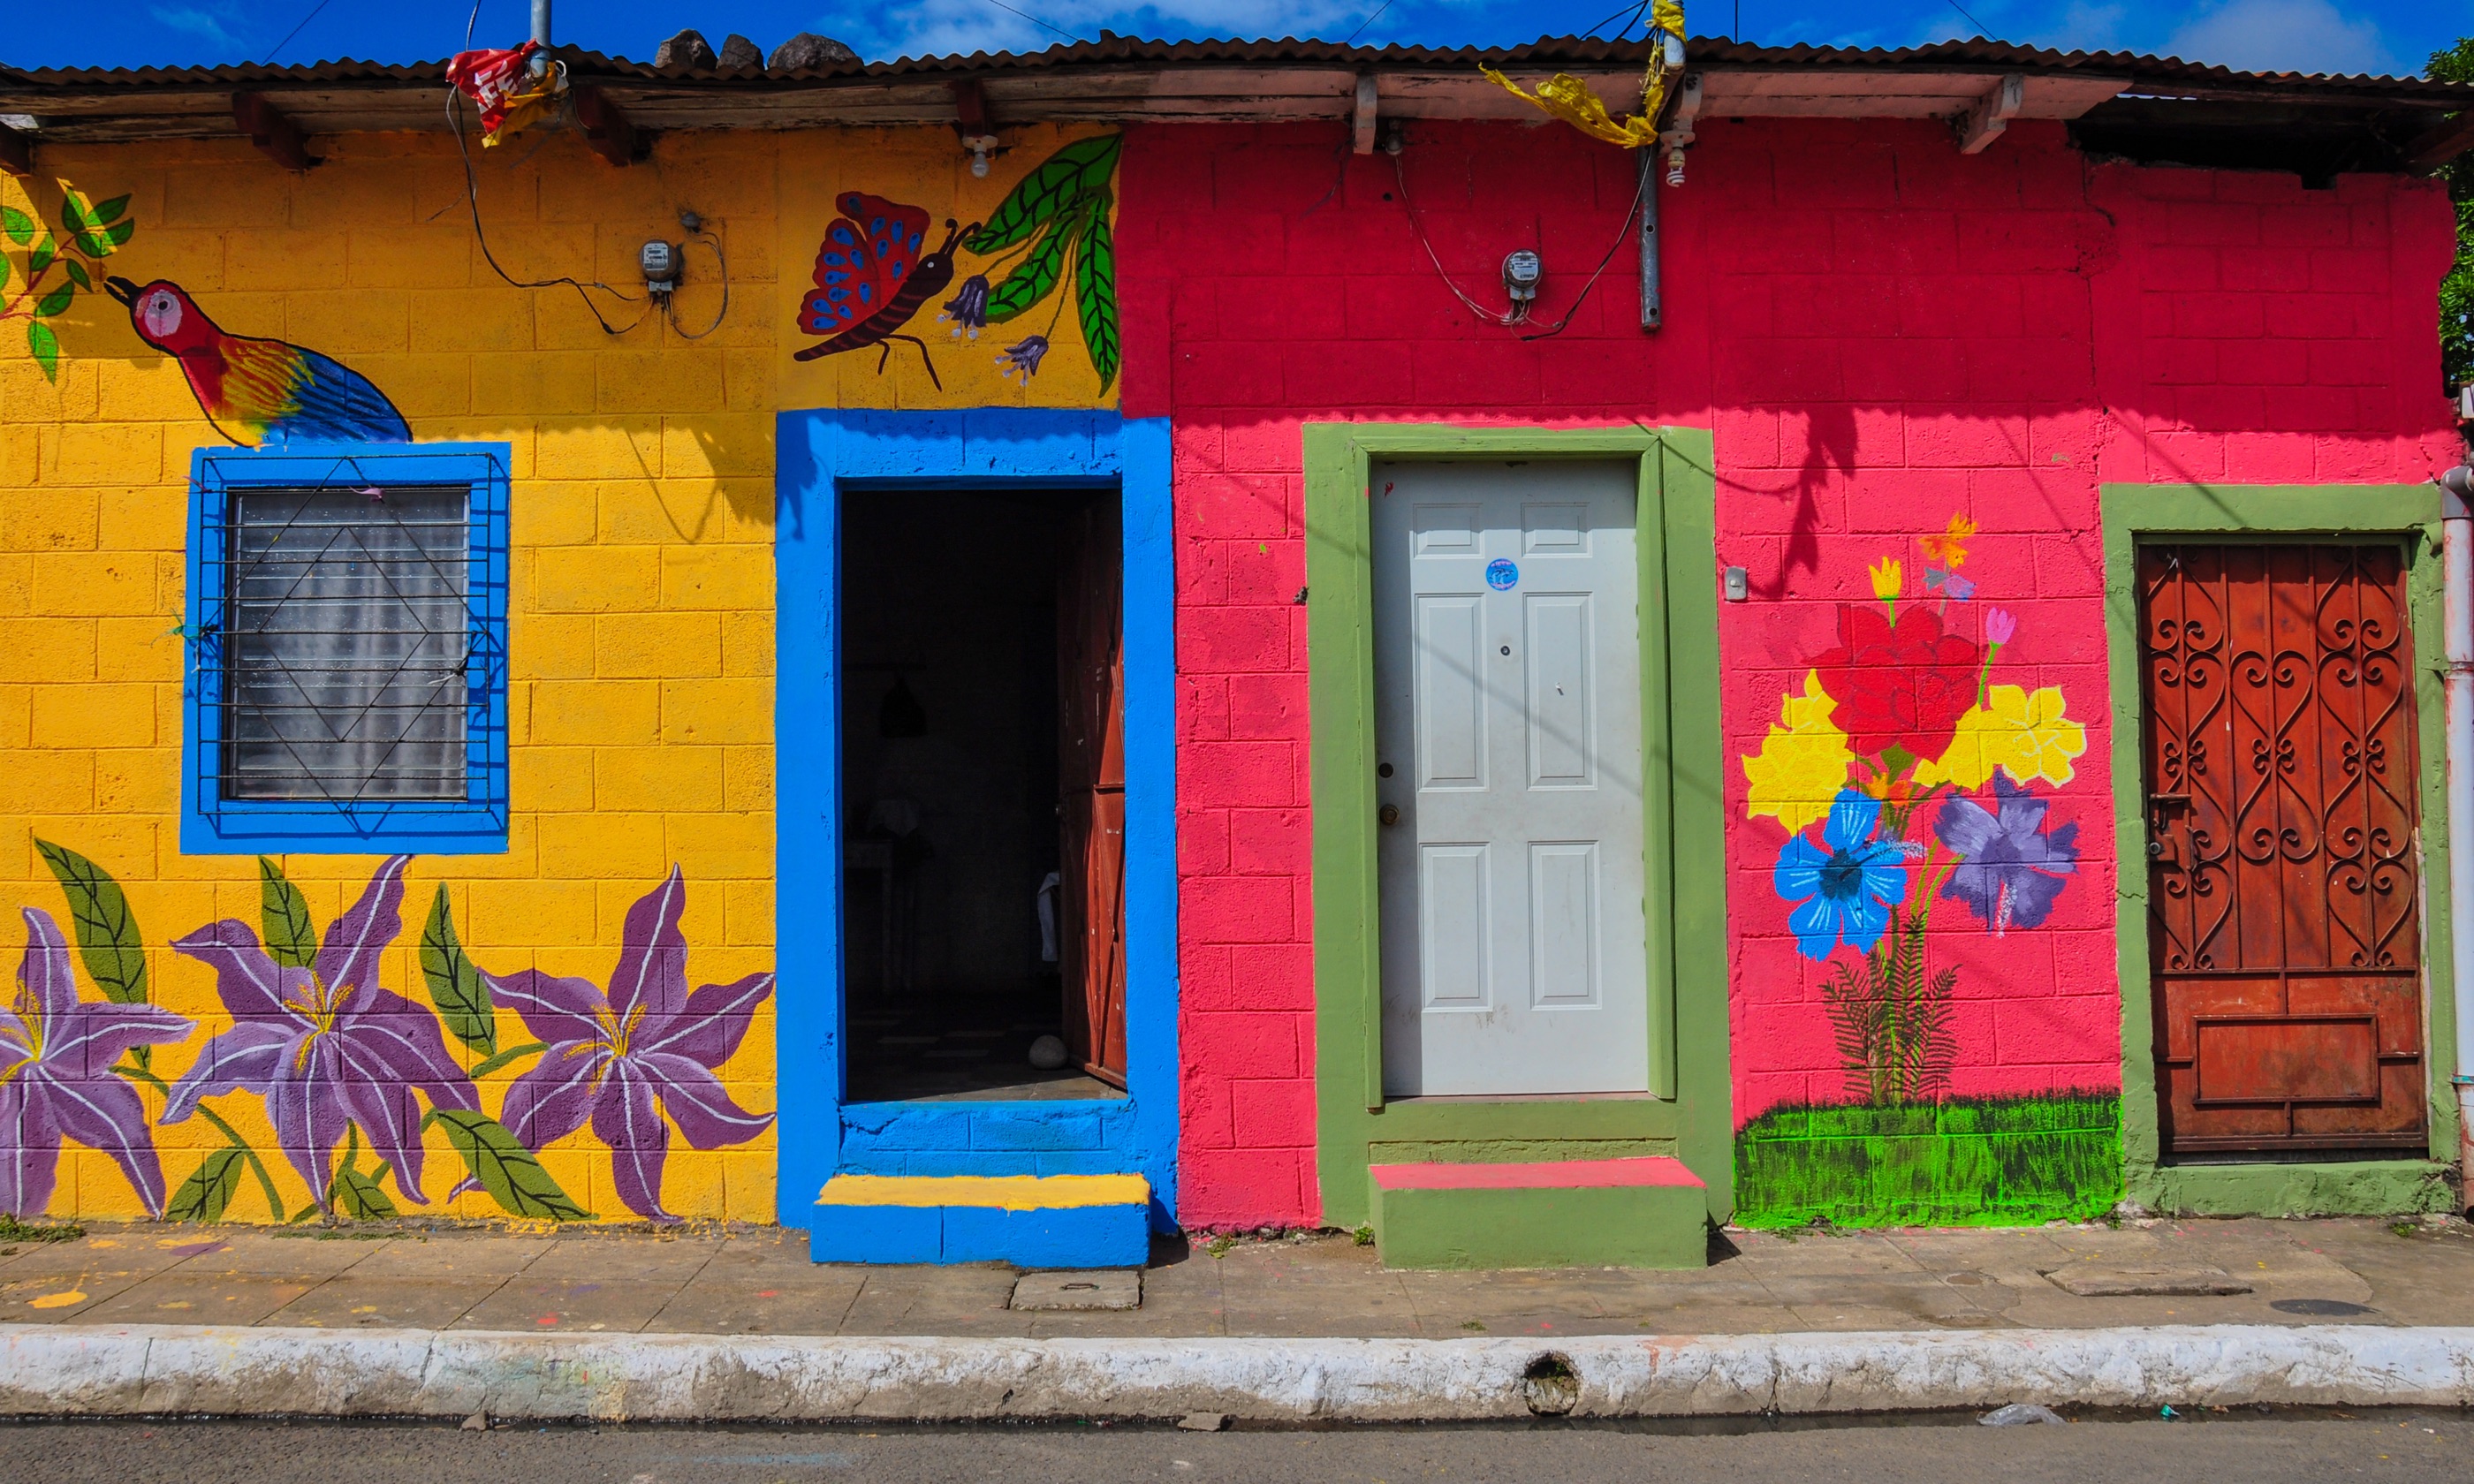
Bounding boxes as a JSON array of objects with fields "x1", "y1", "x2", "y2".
[{"x1": 1735, "y1": 1093, "x2": 2122, "y2": 1229}]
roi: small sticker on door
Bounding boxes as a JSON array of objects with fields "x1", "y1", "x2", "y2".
[{"x1": 1485, "y1": 558, "x2": 1519, "y2": 591}]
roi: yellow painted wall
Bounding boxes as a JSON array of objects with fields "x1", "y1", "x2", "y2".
[
  {"x1": 0, "y1": 116, "x2": 1127, "y2": 1228},
  {"x1": 0, "y1": 127, "x2": 802, "y2": 1226}
]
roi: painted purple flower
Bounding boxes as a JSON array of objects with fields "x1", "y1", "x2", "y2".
[
  {"x1": 1985, "y1": 608, "x2": 2016, "y2": 647},
  {"x1": 166, "y1": 857, "x2": 478, "y2": 1209},
  {"x1": 485, "y1": 867, "x2": 774, "y2": 1222},
  {"x1": 940, "y1": 274, "x2": 990, "y2": 338},
  {"x1": 1934, "y1": 776, "x2": 2080, "y2": 933},
  {"x1": 1, "y1": 910, "x2": 191, "y2": 1218},
  {"x1": 997, "y1": 334, "x2": 1048, "y2": 384}
]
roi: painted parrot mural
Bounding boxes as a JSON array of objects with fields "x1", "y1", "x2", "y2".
[{"x1": 105, "y1": 276, "x2": 410, "y2": 446}]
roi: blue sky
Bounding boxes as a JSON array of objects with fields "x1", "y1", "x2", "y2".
[{"x1": 20, "y1": 0, "x2": 2469, "y2": 77}]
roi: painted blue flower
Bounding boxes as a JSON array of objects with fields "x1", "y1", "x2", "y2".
[
  {"x1": 1934, "y1": 775, "x2": 2080, "y2": 933},
  {"x1": 1774, "y1": 790, "x2": 1910, "y2": 960}
]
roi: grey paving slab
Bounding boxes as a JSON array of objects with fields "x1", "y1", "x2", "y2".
[
  {"x1": 452, "y1": 1278, "x2": 699, "y2": 1333},
  {"x1": 838, "y1": 1264, "x2": 1036, "y2": 1336},
  {"x1": 76, "y1": 1273, "x2": 325, "y2": 1326},
  {"x1": 519, "y1": 1234, "x2": 724, "y2": 1283},
  {"x1": 342, "y1": 1235, "x2": 555, "y2": 1280},
  {"x1": 262, "y1": 1277, "x2": 497, "y2": 1329}
]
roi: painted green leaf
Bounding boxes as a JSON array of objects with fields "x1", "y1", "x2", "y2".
[
  {"x1": 33, "y1": 281, "x2": 72, "y2": 317},
  {"x1": 258, "y1": 858, "x2": 317, "y2": 970},
  {"x1": 87, "y1": 193, "x2": 130, "y2": 227},
  {"x1": 71, "y1": 231, "x2": 110, "y2": 259},
  {"x1": 420, "y1": 883, "x2": 495, "y2": 1056},
  {"x1": 963, "y1": 133, "x2": 1121, "y2": 254},
  {"x1": 0, "y1": 254, "x2": 11, "y2": 292},
  {"x1": 983, "y1": 217, "x2": 1074, "y2": 324},
  {"x1": 27, "y1": 321, "x2": 57, "y2": 381},
  {"x1": 103, "y1": 218, "x2": 134, "y2": 248},
  {"x1": 424, "y1": 1109, "x2": 590, "y2": 1221},
  {"x1": 330, "y1": 1162, "x2": 399, "y2": 1220},
  {"x1": 62, "y1": 258, "x2": 90, "y2": 291},
  {"x1": 166, "y1": 1147, "x2": 247, "y2": 1223},
  {"x1": 28, "y1": 234, "x2": 55, "y2": 278},
  {"x1": 35, "y1": 838, "x2": 148, "y2": 1005},
  {"x1": 1072, "y1": 192, "x2": 1119, "y2": 395},
  {"x1": 58, "y1": 190, "x2": 87, "y2": 232},
  {"x1": 1, "y1": 205, "x2": 32, "y2": 245}
]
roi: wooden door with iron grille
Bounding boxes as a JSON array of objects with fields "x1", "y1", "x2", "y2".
[
  {"x1": 1056, "y1": 495, "x2": 1127, "y2": 1086},
  {"x1": 2138, "y1": 542, "x2": 2427, "y2": 1155}
]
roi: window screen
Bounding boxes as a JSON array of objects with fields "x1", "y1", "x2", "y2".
[{"x1": 220, "y1": 485, "x2": 472, "y2": 802}]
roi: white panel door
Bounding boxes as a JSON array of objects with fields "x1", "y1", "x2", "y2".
[{"x1": 1370, "y1": 462, "x2": 1647, "y2": 1096}]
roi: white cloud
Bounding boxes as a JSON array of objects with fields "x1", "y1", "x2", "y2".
[
  {"x1": 149, "y1": 4, "x2": 240, "y2": 47},
  {"x1": 2160, "y1": 0, "x2": 2396, "y2": 74},
  {"x1": 831, "y1": 0, "x2": 1370, "y2": 62},
  {"x1": 2030, "y1": 0, "x2": 2128, "y2": 53}
]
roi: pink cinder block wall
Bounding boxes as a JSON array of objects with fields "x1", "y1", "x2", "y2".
[{"x1": 1118, "y1": 118, "x2": 2463, "y2": 1230}]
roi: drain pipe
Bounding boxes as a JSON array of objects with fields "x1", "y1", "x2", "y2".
[{"x1": 2444, "y1": 446, "x2": 2474, "y2": 1213}]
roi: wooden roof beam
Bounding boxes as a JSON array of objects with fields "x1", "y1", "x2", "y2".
[
  {"x1": 2404, "y1": 110, "x2": 2474, "y2": 173},
  {"x1": 1954, "y1": 73, "x2": 2023, "y2": 154},
  {"x1": 231, "y1": 91, "x2": 315, "y2": 170},
  {"x1": 1352, "y1": 72, "x2": 1378, "y2": 154},
  {"x1": 569, "y1": 84, "x2": 641, "y2": 166},
  {"x1": 0, "y1": 125, "x2": 29, "y2": 176}
]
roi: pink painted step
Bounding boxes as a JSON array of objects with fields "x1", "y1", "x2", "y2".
[{"x1": 1366, "y1": 1156, "x2": 1710, "y2": 1268}]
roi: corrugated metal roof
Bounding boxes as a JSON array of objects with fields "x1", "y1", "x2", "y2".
[{"x1": 1, "y1": 34, "x2": 2462, "y2": 98}]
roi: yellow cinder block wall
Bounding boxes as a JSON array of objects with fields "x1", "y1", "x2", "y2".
[{"x1": 0, "y1": 130, "x2": 785, "y2": 1225}]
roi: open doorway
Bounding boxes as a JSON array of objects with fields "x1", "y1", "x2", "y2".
[{"x1": 839, "y1": 487, "x2": 1127, "y2": 1103}]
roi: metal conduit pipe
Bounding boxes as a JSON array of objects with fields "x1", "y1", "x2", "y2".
[
  {"x1": 2441, "y1": 456, "x2": 2474, "y2": 1212},
  {"x1": 530, "y1": 0, "x2": 551, "y2": 72}
]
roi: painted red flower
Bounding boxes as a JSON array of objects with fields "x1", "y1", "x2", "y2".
[{"x1": 1811, "y1": 603, "x2": 1982, "y2": 761}]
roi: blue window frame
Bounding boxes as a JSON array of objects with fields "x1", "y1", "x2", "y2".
[{"x1": 182, "y1": 442, "x2": 511, "y2": 854}]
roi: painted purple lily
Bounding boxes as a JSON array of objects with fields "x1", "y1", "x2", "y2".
[
  {"x1": 1934, "y1": 776, "x2": 2081, "y2": 934},
  {"x1": 1, "y1": 910, "x2": 192, "y2": 1219},
  {"x1": 486, "y1": 867, "x2": 774, "y2": 1222},
  {"x1": 166, "y1": 856, "x2": 478, "y2": 1208}
]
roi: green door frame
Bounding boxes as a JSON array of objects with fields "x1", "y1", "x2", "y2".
[
  {"x1": 1303, "y1": 422, "x2": 1733, "y2": 1229},
  {"x1": 2102, "y1": 481, "x2": 2460, "y2": 1216}
]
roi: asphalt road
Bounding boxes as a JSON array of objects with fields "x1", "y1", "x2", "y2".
[{"x1": 0, "y1": 1414, "x2": 2469, "y2": 1484}]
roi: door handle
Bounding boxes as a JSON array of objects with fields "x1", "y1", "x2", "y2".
[{"x1": 1378, "y1": 804, "x2": 1400, "y2": 827}]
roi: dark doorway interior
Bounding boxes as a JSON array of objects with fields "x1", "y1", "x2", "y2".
[{"x1": 840, "y1": 487, "x2": 1127, "y2": 1102}]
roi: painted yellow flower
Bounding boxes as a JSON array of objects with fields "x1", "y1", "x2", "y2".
[
  {"x1": 1921, "y1": 512, "x2": 1977, "y2": 568},
  {"x1": 1913, "y1": 685, "x2": 2088, "y2": 791},
  {"x1": 1867, "y1": 557, "x2": 1902, "y2": 603},
  {"x1": 1742, "y1": 671, "x2": 1856, "y2": 831}
]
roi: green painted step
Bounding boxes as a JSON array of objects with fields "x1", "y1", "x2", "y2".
[{"x1": 1368, "y1": 1156, "x2": 1709, "y2": 1270}]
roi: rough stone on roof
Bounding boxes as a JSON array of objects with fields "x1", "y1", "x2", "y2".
[
  {"x1": 769, "y1": 33, "x2": 859, "y2": 72},
  {"x1": 716, "y1": 34, "x2": 763, "y2": 70},
  {"x1": 654, "y1": 29, "x2": 717, "y2": 70}
]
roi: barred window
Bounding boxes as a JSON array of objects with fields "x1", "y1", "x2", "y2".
[
  {"x1": 185, "y1": 443, "x2": 510, "y2": 853},
  {"x1": 223, "y1": 486, "x2": 471, "y2": 801}
]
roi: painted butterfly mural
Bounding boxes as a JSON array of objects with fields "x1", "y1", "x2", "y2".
[
  {"x1": 793, "y1": 133, "x2": 1122, "y2": 394},
  {"x1": 794, "y1": 192, "x2": 973, "y2": 388}
]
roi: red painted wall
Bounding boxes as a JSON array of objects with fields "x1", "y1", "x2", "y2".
[{"x1": 1119, "y1": 117, "x2": 2462, "y2": 1230}]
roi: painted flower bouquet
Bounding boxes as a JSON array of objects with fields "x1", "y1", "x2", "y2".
[{"x1": 1741, "y1": 515, "x2": 2087, "y2": 1105}]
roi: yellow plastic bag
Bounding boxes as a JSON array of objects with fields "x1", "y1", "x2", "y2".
[{"x1": 1481, "y1": 0, "x2": 1686, "y2": 150}]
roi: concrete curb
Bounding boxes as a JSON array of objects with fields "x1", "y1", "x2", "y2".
[{"x1": 4, "y1": 1323, "x2": 2471, "y2": 1422}]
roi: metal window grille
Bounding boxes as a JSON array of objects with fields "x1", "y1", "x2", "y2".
[{"x1": 208, "y1": 484, "x2": 478, "y2": 804}]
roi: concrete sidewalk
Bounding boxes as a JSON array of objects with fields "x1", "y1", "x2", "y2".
[
  {"x1": 9, "y1": 1215, "x2": 2474, "y2": 1422},
  {"x1": 4, "y1": 1214, "x2": 2473, "y2": 1339}
]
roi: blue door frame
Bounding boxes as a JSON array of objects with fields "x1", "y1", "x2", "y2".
[{"x1": 774, "y1": 409, "x2": 1180, "y2": 1233}]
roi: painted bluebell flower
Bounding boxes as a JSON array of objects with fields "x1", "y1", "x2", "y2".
[
  {"x1": 939, "y1": 274, "x2": 990, "y2": 338},
  {"x1": 484, "y1": 867, "x2": 775, "y2": 1222},
  {"x1": 997, "y1": 334, "x2": 1048, "y2": 384},
  {"x1": 1773, "y1": 790, "x2": 1910, "y2": 960},
  {"x1": 1, "y1": 910, "x2": 192, "y2": 1218},
  {"x1": 1934, "y1": 776, "x2": 2080, "y2": 933},
  {"x1": 167, "y1": 857, "x2": 479, "y2": 1209}
]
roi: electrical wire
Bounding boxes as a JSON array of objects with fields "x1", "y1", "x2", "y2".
[
  {"x1": 1389, "y1": 143, "x2": 1648, "y2": 341},
  {"x1": 1344, "y1": 0, "x2": 1395, "y2": 45},
  {"x1": 664, "y1": 228, "x2": 731, "y2": 340},
  {"x1": 445, "y1": 85, "x2": 651, "y2": 337},
  {"x1": 978, "y1": 0, "x2": 1081, "y2": 42},
  {"x1": 261, "y1": 0, "x2": 335, "y2": 64}
]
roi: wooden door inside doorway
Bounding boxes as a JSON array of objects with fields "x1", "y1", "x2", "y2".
[
  {"x1": 2138, "y1": 542, "x2": 2427, "y2": 1155},
  {"x1": 1057, "y1": 495, "x2": 1127, "y2": 1086}
]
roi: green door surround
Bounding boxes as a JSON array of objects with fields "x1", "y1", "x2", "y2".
[
  {"x1": 1302, "y1": 423, "x2": 1734, "y2": 1230},
  {"x1": 2101, "y1": 481, "x2": 2461, "y2": 1217}
]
